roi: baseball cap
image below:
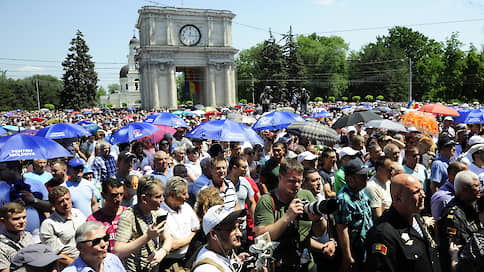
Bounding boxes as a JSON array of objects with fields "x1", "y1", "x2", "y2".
[
  {"x1": 68, "y1": 158, "x2": 85, "y2": 168},
  {"x1": 11, "y1": 244, "x2": 65, "y2": 269},
  {"x1": 339, "y1": 147, "x2": 358, "y2": 158},
  {"x1": 444, "y1": 116, "x2": 454, "y2": 121},
  {"x1": 344, "y1": 159, "x2": 370, "y2": 176},
  {"x1": 297, "y1": 151, "x2": 317, "y2": 162},
  {"x1": 437, "y1": 134, "x2": 456, "y2": 148},
  {"x1": 347, "y1": 126, "x2": 357, "y2": 133},
  {"x1": 203, "y1": 205, "x2": 247, "y2": 235},
  {"x1": 118, "y1": 151, "x2": 136, "y2": 162},
  {"x1": 469, "y1": 135, "x2": 484, "y2": 146},
  {"x1": 160, "y1": 139, "x2": 169, "y2": 145}
]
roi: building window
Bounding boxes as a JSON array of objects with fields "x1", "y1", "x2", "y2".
[
  {"x1": 126, "y1": 83, "x2": 128, "y2": 90},
  {"x1": 135, "y1": 82, "x2": 139, "y2": 90}
]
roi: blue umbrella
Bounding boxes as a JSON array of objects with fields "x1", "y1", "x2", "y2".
[
  {"x1": 464, "y1": 108, "x2": 484, "y2": 124},
  {"x1": 15, "y1": 109, "x2": 23, "y2": 112},
  {"x1": 252, "y1": 111, "x2": 304, "y2": 131},
  {"x1": 454, "y1": 108, "x2": 472, "y2": 123},
  {"x1": 2, "y1": 125, "x2": 25, "y2": 132},
  {"x1": 341, "y1": 105, "x2": 352, "y2": 110},
  {"x1": 82, "y1": 124, "x2": 102, "y2": 133},
  {"x1": 0, "y1": 134, "x2": 72, "y2": 162},
  {"x1": 127, "y1": 107, "x2": 136, "y2": 111},
  {"x1": 76, "y1": 120, "x2": 94, "y2": 126},
  {"x1": 35, "y1": 123, "x2": 91, "y2": 139},
  {"x1": 65, "y1": 109, "x2": 74, "y2": 113},
  {"x1": 186, "y1": 119, "x2": 263, "y2": 144},
  {"x1": 143, "y1": 112, "x2": 189, "y2": 128},
  {"x1": 109, "y1": 122, "x2": 160, "y2": 145},
  {"x1": 311, "y1": 110, "x2": 331, "y2": 118},
  {"x1": 0, "y1": 127, "x2": 7, "y2": 135}
]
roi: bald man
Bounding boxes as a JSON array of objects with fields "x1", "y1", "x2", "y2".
[{"x1": 364, "y1": 174, "x2": 441, "y2": 272}]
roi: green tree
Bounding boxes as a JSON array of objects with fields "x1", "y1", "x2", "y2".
[
  {"x1": 235, "y1": 43, "x2": 264, "y2": 102},
  {"x1": 462, "y1": 45, "x2": 483, "y2": 101},
  {"x1": 365, "y1": 95, "x2": 373, "y2": 101},
  {"x1": 96, "y1": 86, "x2": 106, "y2": 102},
  {"x1": 439, "y1": 33, "x2": 465, "y2": 101},
  {"x1": 257, "y1": 30, "x2": 287, "y2": 100},
  {"x1": 61, "y1": 30, "x2": 98, "y2": 109},
  {"x1": 297, "y1": 34, "x2": 348, "y2": 99},
  {"x1": 376, "y1": 95, "x2": 384, "y2": 101},
  {"x1": 108, "y1": 83, "x2": 120, "y2": 94},
  {"x1": 283, "y1": 26, "x2": 304, "y2": 91}
]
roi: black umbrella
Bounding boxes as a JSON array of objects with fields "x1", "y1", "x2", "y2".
[
  {"x1": 332, "y1": 110, "x2": 382, "y2": 129},
  {"x1": 287, "y1": 121, "x2": 340, "y2": 145}
]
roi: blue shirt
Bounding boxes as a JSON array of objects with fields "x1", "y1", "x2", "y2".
[
  {"x1": 151, "y1": 168, "x2": 173, "y2": 185},
  {"x1": 92, "y1": 155, "x2": 117, "y2": 183},
  {"x1": 431, "y1": 180, "x2": 455, "y2": 220},
  {"x1": 63, "y1": 179, "x2": 96, "y2": 217},
  {"x1": 63, "y1": 252, "x2": 126, "y2": 272},
  {"x1": 23, "y1": 171, "x2": 53, "y2": 185},
  {"x1": 430, "y1": 154, "x2": 450, "y2": 186}
]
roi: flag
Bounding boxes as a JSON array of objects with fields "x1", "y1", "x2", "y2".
[
  {"x1": 184, "y1": 68, "x2": 200, "y2": 95},
  {"x1": 407, "y1": 101, "x2": 418, "y2": 109}
]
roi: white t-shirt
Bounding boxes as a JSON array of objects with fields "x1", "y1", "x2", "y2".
[
  {"x1": 158, "y1": 202, "x2": 200, "y2": 259},
  {"x1": 192, "y1": 246, "x2": 236, "y2": 272},
  {"x1": 364, "y1": 176, "x2": 392, "y2": 210}
]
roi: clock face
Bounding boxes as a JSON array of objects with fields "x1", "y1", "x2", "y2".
[{"x1": 179, "y1": 25, "x2": 201, "y2": 46}]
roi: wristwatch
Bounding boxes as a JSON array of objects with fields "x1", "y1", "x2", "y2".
[
  {"x1": 330, "y1": 238, "x2": 338, "y2": 247},
  {"x1": 32, "y1": 197, "x2": 38, "y2": 204}
]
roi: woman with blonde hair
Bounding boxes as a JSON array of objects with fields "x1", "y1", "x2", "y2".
[{"x1": 184, "y1": 187, "x2": 224, "y2": 268}]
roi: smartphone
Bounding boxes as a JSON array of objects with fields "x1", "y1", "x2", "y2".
[{"x1": 156, "y1": 214, "x2": 167, "y2": 224}]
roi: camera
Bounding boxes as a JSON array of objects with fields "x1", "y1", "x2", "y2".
[
  {"x1": 300, "y1": 198, "x2": 337, "y2": 216},
  {"x1": 156, "y1": 214, "x2": 167, "y2": 224}
]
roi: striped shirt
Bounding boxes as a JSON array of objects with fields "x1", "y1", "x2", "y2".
[{"x1": 207, "y1": 179, "x2": 238, "y2": 210}]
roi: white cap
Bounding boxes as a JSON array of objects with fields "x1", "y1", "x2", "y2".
[
  {"x1": 203, "y1": 205, "x2": 246, "y2": 235},
  {"x1": 469, "y1": 135, "x2": 484, "y2": 146},
  {"x1": 339, "y1": 147, "x2": 358, "y2": 158},
  {"x1": 347, "y1": 126, "x2": 357, "y2": 133},
  {"x1": 444, "y1": 116, "x2": 454, "y2": 121},
  {"x1": 297, "y1": 151, "x2": 317, "y2": 162}
]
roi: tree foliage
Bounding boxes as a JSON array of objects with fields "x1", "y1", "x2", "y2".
[{"x1": 60, "y1": 30, "x2": 98, "y2": 109}]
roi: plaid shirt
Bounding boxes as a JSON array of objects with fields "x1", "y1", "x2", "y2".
[
  {"x1": 335, "y1": 184, "x2": 373, "y2": 261},
  {"x1": 92, "y1": 155, "x2": 117, "y2": 182}
]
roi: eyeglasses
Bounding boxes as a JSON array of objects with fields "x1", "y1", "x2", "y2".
[
  {"x1": 412, "y1": 154, "x2": 420, "y2": 158},
  {"x1": 79, "y1": 233, "x2": 109, "y2": 246},
  {"x1": 287, "y1": 178, "x2": 304, "y2": 184}
]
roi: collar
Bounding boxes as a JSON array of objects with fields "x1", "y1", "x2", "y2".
[
  {"x1": 437, "y1": 154, "x2": 450, "y2": 163},
  {"x1": 1, "y1": 230, "x2": 25, "y2": 242},
  {"x1": 52, "y1": 210, "x2": 73, "y2": 222},
  {"x1": 342, "y1": 184, "x2": 361, "y2": 200}
]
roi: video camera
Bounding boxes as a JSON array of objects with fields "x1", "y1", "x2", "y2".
[{"x1": 244, "y1": 232, "x2": 279, "y2": 271}]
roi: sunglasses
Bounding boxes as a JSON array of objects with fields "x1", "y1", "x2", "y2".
[{"x1": 79, "y1": 233, "x2": 109, "y2": 246}]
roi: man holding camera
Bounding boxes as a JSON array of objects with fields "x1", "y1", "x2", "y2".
[{"x1": 254, "y1": 159, "x2": 326, "y2": 272}]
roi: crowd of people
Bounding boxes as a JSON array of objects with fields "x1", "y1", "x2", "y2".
[{"x1": 1, "y1": 101, "x2": 484, "y2": 272}]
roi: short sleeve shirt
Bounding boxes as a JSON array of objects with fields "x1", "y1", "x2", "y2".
[
  {"x1": 430, "y1": 155, "x2": 450, "y2": 185},
  {"x1": 0, "y1": 231, "x2": 34, "y2": 270},
  {"x1": 335, "y1": 184, "x2": 373, "y2": 258},
  {"x1": 363, "y1": 176, "x2": 392, "y2": 209},
  {"x1": 62, "y1": 179, "x2": 96, "y2": 217},
  {"x1": 87, "y1": 206, "x2": 127, "y2": 253},
  {"x1": 115, "y1": 207, "x2": 162, "y2": 272},
  {"x1": 234, "y1": 177, "x2": 255, "y2": 209}
]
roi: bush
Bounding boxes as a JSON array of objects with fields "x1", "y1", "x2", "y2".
[
  {"x1": 185, "y1": 100, "x2": 193, "y2": 105},
  {"x1": 314, "y1": 97, "x2": 323, "y2": 102},
  {"x1": 239, "y1": 99, "x2": 248, "y2": 104},
  {"x1": 352, "y1": 96, "x2": 361, "y2": 102},
  {"x1": 342, "y1": 96, "x2": 348, "y2": 102},
  {"x1": 44, "y1": 104, "x2": 55, "y2": 110},
  {"x1": 376, "y1": 95, "x2": 384, "y2": 101},
  {"x1": 327, "y1": 96, "x2": 336, "y2": 103},
  {"x1": 365, "y1": 95, "x2": 373, "y2": 102},
  {"x1": 107, "y1": 103, "x2": 113, "y2": 108},
  {"x1": 121, "y1": 102, "x2": 127, "y2": 107}
]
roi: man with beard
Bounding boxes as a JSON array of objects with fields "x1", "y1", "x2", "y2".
[
  {"x1": 63, "y1": 221, "x2": 125, "y2": 271},
  {"x1": 45, "y1": 160, "x2": 69, "y2": 191},
  {"x1": 87, "y1": 178, "x2": 127, "y2": 254},
  {"x1": 364, "y1": 174, "x2": 441, "y2": 272},
  {"x1": 438, "y1": 171, "x2": 481, "y2": 272}
]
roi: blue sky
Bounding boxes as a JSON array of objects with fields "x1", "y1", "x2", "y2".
[{"x1": 1, "y1": 0, "x2": 483, "y2": 89}]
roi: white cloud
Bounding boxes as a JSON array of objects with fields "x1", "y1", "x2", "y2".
[
  {"x1": 18, "y1": 65, "x2": 44, "y2": 73},
  {"x1": 317, "y1": 0, "x2": 335, "y2": 6}
]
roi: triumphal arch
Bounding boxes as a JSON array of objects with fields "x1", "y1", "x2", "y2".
[{"x1": 136, "y1": 6, "x2": 238, "y2": 109}]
